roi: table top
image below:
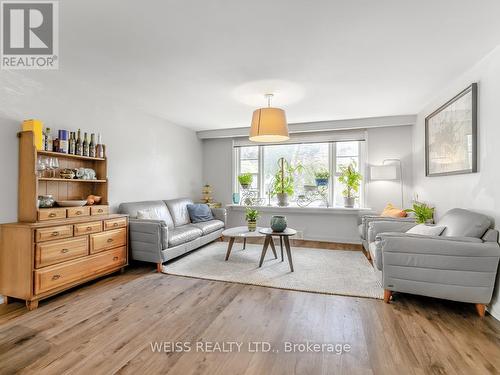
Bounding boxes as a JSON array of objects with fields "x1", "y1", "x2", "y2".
[
  {"x1": 259, "y1": 228, "x2": 297, "y2": 236},
  {"x1": 222, "y1": 226, "x2": 266, "y2": 238}
]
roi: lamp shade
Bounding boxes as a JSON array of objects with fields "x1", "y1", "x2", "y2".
[
  {"x1": 370, "y1": 165, "x2": 397, "y2": 180},
  {"x1": 249, "y1": 107, "x2": 289, "y2": 142}
]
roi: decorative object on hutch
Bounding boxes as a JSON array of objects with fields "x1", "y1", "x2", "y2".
[{"x1": 0, "y1": 130, "x2": 128, "y2": 310}]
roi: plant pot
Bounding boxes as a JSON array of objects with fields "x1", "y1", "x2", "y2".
[
  {"x1": 344, "y1": 197, "x2": 355, "y2": 208},
  {"x1": 247, "y1": 220, "x2": 257, "y2": 232},
  {"x1": 270, "y1": 215, "x2": 287, "y2": 232},
  {"x1": 315, "y1": 178, "x2": 329, "y2": 187},
  {"x1": 240, "y1": 183, "x2": 250, "y2": 190},
  {"x1": 276, "y1": 193, "x2": 289, "y2": 207}
]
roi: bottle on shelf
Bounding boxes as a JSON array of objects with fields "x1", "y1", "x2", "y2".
[
  {"x1": 41, "y1": 128, "x2": 46, "y2": 151},
  {"x1": 53, "y1": 137, "x2": 59, "y2": 153},
  {"x1": 69, "y1": 132, "x2": 76, "y2": 154},
  {"x1": 96, "y1": 133, "x2": 104, "y2": 158},
  {"x1": 89, "y1": 133, "x2": 96, "y2": 158},
  {"x1": 83, "y1": 132, "x2": 89, "y2": 157},
  {"x1": 45, "y1": 128, "x2": 53, "y2": 152},
  {"x1": 76, "y1": 129, "x2": 83, "y2": 156},
  {"x1": 58, "y1": 130, "x2": 68, "y2": 153}
]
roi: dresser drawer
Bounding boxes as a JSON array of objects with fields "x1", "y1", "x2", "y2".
[
  {"x1": 35, "y1": 237, "x2": 89, "y2": 268},
  {"x1": 38, "y1": 208, "x2": 67, "y2": 221},
  {"x1": 67, "y1": 206, "x2": 90, "y2": 218},
  {"x1": 104, "y1": 217, "x2": 127, "y2": 231},
  {"x1": 91, "y1": 205, "x2": 109, "y2": 216},
  {"x1": 34, "y1": 246, "x2": 127, "y2": 294},
  {"x1": 74, "y1": 221, "x2": 102, "y2": 236},
  {"x1": 90, "y1": 228, "x2": 126, "y2": 254},
  {"x1": 35, "y1": 225, "x2": 73, "y2": 242}
]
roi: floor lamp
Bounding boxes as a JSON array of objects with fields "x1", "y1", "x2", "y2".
[{"x1": 370, "y1": 159, "x2": 404, "y2": 208}]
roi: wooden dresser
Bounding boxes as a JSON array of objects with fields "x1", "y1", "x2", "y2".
[
  {"x1": 0, "y1": 213, "x2": 128, "y2": 310},
  {"x1": 0, "y1": 130, "x2": 129, "y2": 310}
]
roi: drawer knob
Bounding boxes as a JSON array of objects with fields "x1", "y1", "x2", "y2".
[
  {"x1": 87, "y1": 226, "x2": 93, "y2": 231},
  {"x1": 52, "y1": 274, "x2": 61, "y2": 280},
  {"x1": 113, "y1": 223, "x2": 118, "y2": 227},
  {"x1": 49, "y1": 213, "x2": 56, "y2": 218},
  {"x1": 113, "y1": 256, "x2": 119, "y2": 261},
  {"x1": 51, "y1": 231, "x2": 59, "y2": 237},
  {"x1": 98, "y1": 209, "x2": 103, "y2": 213},
  {"x1": 76, "y1": 211, "x2": 82, "y2": 215},
  {"x1": 107, "y1": 238, "x2": 114, "y2": 243},
  {"x1": 61, "y1": 248, "x2": 69, "y2": 253}
]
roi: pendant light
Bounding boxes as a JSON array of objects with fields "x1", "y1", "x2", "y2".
[{"x1": 249, "y1": 94, "x2": 289, "y2": 142}]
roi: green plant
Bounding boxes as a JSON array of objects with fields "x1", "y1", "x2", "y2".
[
  {"x1": 404, "y1": 202, "x2": 434, "y2": 224},
  {"x1": 238, "y1": 173, "x2": 253, "y2": 186},
  {"x1": 271, "y1": 158, "x2": 303, "y2": 197},
  {"x1": 314, "y1": 169, "x2": 330, "y2": 180},
  {"x1": 338, "y1": 162, "x2": 362, "y2": 198},
  {"x1": 245, "y1": 207, "x2": 260, "y2": 221}
]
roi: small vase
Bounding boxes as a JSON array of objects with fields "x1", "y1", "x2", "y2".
[
  {"x1": 344, "y1": 197, "x2": 355, "y2": 208},
  {"x1": 270, "y1": 215, "x2": 287, "y2": 232},
  {"x1": 315, "y1": 178, "x2": 329, "y2": 187},
  {"x1": 276, "y1": 193, "x2": 288, "y2": 207},
  {"x1": 247, "y1": 220, "x2": 257, "y2": 232}
]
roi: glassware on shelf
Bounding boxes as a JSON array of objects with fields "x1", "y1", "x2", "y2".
[
  {"x1": 48, "y1": 157, "x2": 59, "y2": 178},
  {"x1": 36, "y1": 157, "x2": 47, "y2": 178}
]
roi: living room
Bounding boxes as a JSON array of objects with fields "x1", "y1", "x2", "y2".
[{"x1": 1, "y1": 1, "x2": 500, "y2": 374}]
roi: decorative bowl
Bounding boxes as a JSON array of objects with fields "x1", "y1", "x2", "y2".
[
  {"x1": 38, "y1": 195, "x2": 55, "y2": 208},
  {"x1": 56, "y1": 200, "x2": 88, "y2": 207}
]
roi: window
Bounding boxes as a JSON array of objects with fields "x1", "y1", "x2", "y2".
[{"x1": 235, "y1": 141, "x2": 364, "y2": 207}]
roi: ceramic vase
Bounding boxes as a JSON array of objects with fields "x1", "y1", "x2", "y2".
[{"x1": 270, "y1": 215, "x2": 287, "y2": 232}]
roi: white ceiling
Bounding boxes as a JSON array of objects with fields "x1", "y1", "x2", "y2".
[{"x1": 47, "y1": 1, "x2": 500, "y2": 130}]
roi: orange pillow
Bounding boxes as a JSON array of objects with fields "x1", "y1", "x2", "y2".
[{"x1": 381, "y1": 203, "x2": 407, "y2": 218}]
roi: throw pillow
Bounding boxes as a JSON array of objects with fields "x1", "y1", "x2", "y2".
[
  {"x1": 406, "y1": 224, "x2": 446, "y2": 236},
  {"x1": 381, "y1": 203, "x2": 407, "y2": 218},
  {"x1": 187, "y1": 203, "x2": 214, "y2": 223}
]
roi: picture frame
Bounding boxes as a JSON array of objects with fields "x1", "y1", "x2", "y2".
[{"x1": 425, "y1": 83, "x2": 477, "y2": 177}]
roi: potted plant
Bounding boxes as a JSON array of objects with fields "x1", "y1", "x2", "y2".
[
  {"x1": 271, "y1": 157, "x2": 303, "y2": 207},
  {"x1": 238, "y1": 173, "x2": 253, "y2": 189},
  {"x1": 314, "y1": 169, "x2": 330, "y2": 187},
  {"x1": 245, "y1": 207, "x2": 260, "y2": 231},
  {"x1": 338, "y1": 162, "x2": 362, "y2": 208},
  {"x1": 404, "y1": 202, "x2": 434, "y2": 224}
]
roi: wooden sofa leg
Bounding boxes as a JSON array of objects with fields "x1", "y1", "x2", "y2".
[
  {"x1": 157, "y1": 263, "x2": 163, "y2": 273},
  {"x1": 475, "y1": 303, "x2": 486, "y2": 318},
  {"x1": 384, "y1": 290, "x2": 392, "y2": 304}
]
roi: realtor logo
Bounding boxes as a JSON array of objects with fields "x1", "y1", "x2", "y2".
[{"x1": 1, "y1": 1, "x2": 58, "y2": 69}]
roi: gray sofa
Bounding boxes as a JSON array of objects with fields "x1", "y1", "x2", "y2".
[
  {"x1": 370, "y1": 208, "x2": 500, "y2": 316},
  {"x1": 359, "y1": 213, "x2": 416, "y2": 252},
  {"x1": 118, "y1": 198, "x2": 225, "y2": 271}
]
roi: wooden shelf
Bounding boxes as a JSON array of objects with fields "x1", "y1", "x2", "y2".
[
  {"x1": 37, "y1": 150, "x2": 106, "y2": 161},
  {"x1": 38, "y1": 178, "x2": 107, "y2": 183}
]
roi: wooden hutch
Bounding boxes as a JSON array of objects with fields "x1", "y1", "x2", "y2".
[{"x1": 0, "y1": 131, "x2": 128, "y2": 310}]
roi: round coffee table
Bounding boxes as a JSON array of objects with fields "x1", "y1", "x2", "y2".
[
  {"x1": 258, "y1": 228, "x2": 297, "y2": 272},
  {"x1": 222, "y1": 226, "x2": 277, "y2": 261}
]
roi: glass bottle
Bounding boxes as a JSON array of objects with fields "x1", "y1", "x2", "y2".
[
  {"x1": 96, "y1": 133, "x2": 104, "y2": 158},
  {"x1": 83, "y1": 132, "x2": 89, "y2": 157},
  {"x1": 89, "y1": 133, "x2": 96, "y2": 158},
  {"x1": 76, "y1": 129, "x2": 83, "y2": 156}
]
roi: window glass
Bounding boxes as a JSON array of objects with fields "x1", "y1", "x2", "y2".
[{"x1": 263, "y1": 143, "x2": 329, "y2": 203}]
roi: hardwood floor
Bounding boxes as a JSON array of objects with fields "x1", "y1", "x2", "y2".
[{"x1": 1, "y1": 265, "x2": 499, "y2": 375}]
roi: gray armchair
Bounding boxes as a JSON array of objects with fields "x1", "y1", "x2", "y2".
[
  {"x1": 359, "y1": 213, "x2": 417, "y2": 253},
  {"x1": 373, "y1": 208, "x2": 500, "y2": 317}
]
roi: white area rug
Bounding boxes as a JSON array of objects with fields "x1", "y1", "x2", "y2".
[{"x1": 161, "y1": 242, "x2": 383, "y2": 300}]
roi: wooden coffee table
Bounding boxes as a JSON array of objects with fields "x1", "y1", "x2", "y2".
[
  {"x1": 258, "y1": 228, "x2": 297, "y2": 272},
  {"x1": 222, "y1": 226, "x2": 277, "y2": 261}
]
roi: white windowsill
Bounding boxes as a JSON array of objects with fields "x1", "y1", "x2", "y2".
[{"x1": 226, "y1": 204, "x2": 372, "y2": 215}]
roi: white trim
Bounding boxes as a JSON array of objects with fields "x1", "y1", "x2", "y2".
[
  {"x1": 197, "y1": 115, "x2": 416, "y2": 139},
  {"x1": 226, "y1": 204, "x2": 371, "y2": 215}
]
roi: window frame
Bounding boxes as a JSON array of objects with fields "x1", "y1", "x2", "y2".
[{"x1": 234, "y1": 141, "x2": 365, "y2": 207}]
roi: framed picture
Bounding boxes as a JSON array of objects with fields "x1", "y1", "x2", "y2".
[{"x1": 425, "y1": 83, "x2": 477, "y2": 176}]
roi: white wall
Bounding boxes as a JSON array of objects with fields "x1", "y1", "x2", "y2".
[
  {"x1": 0, "y1": 71, "x2": 203, "y2": 224},
  {"x1": 412, "y1": 45, "x2": 500, "y2": 320}
]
